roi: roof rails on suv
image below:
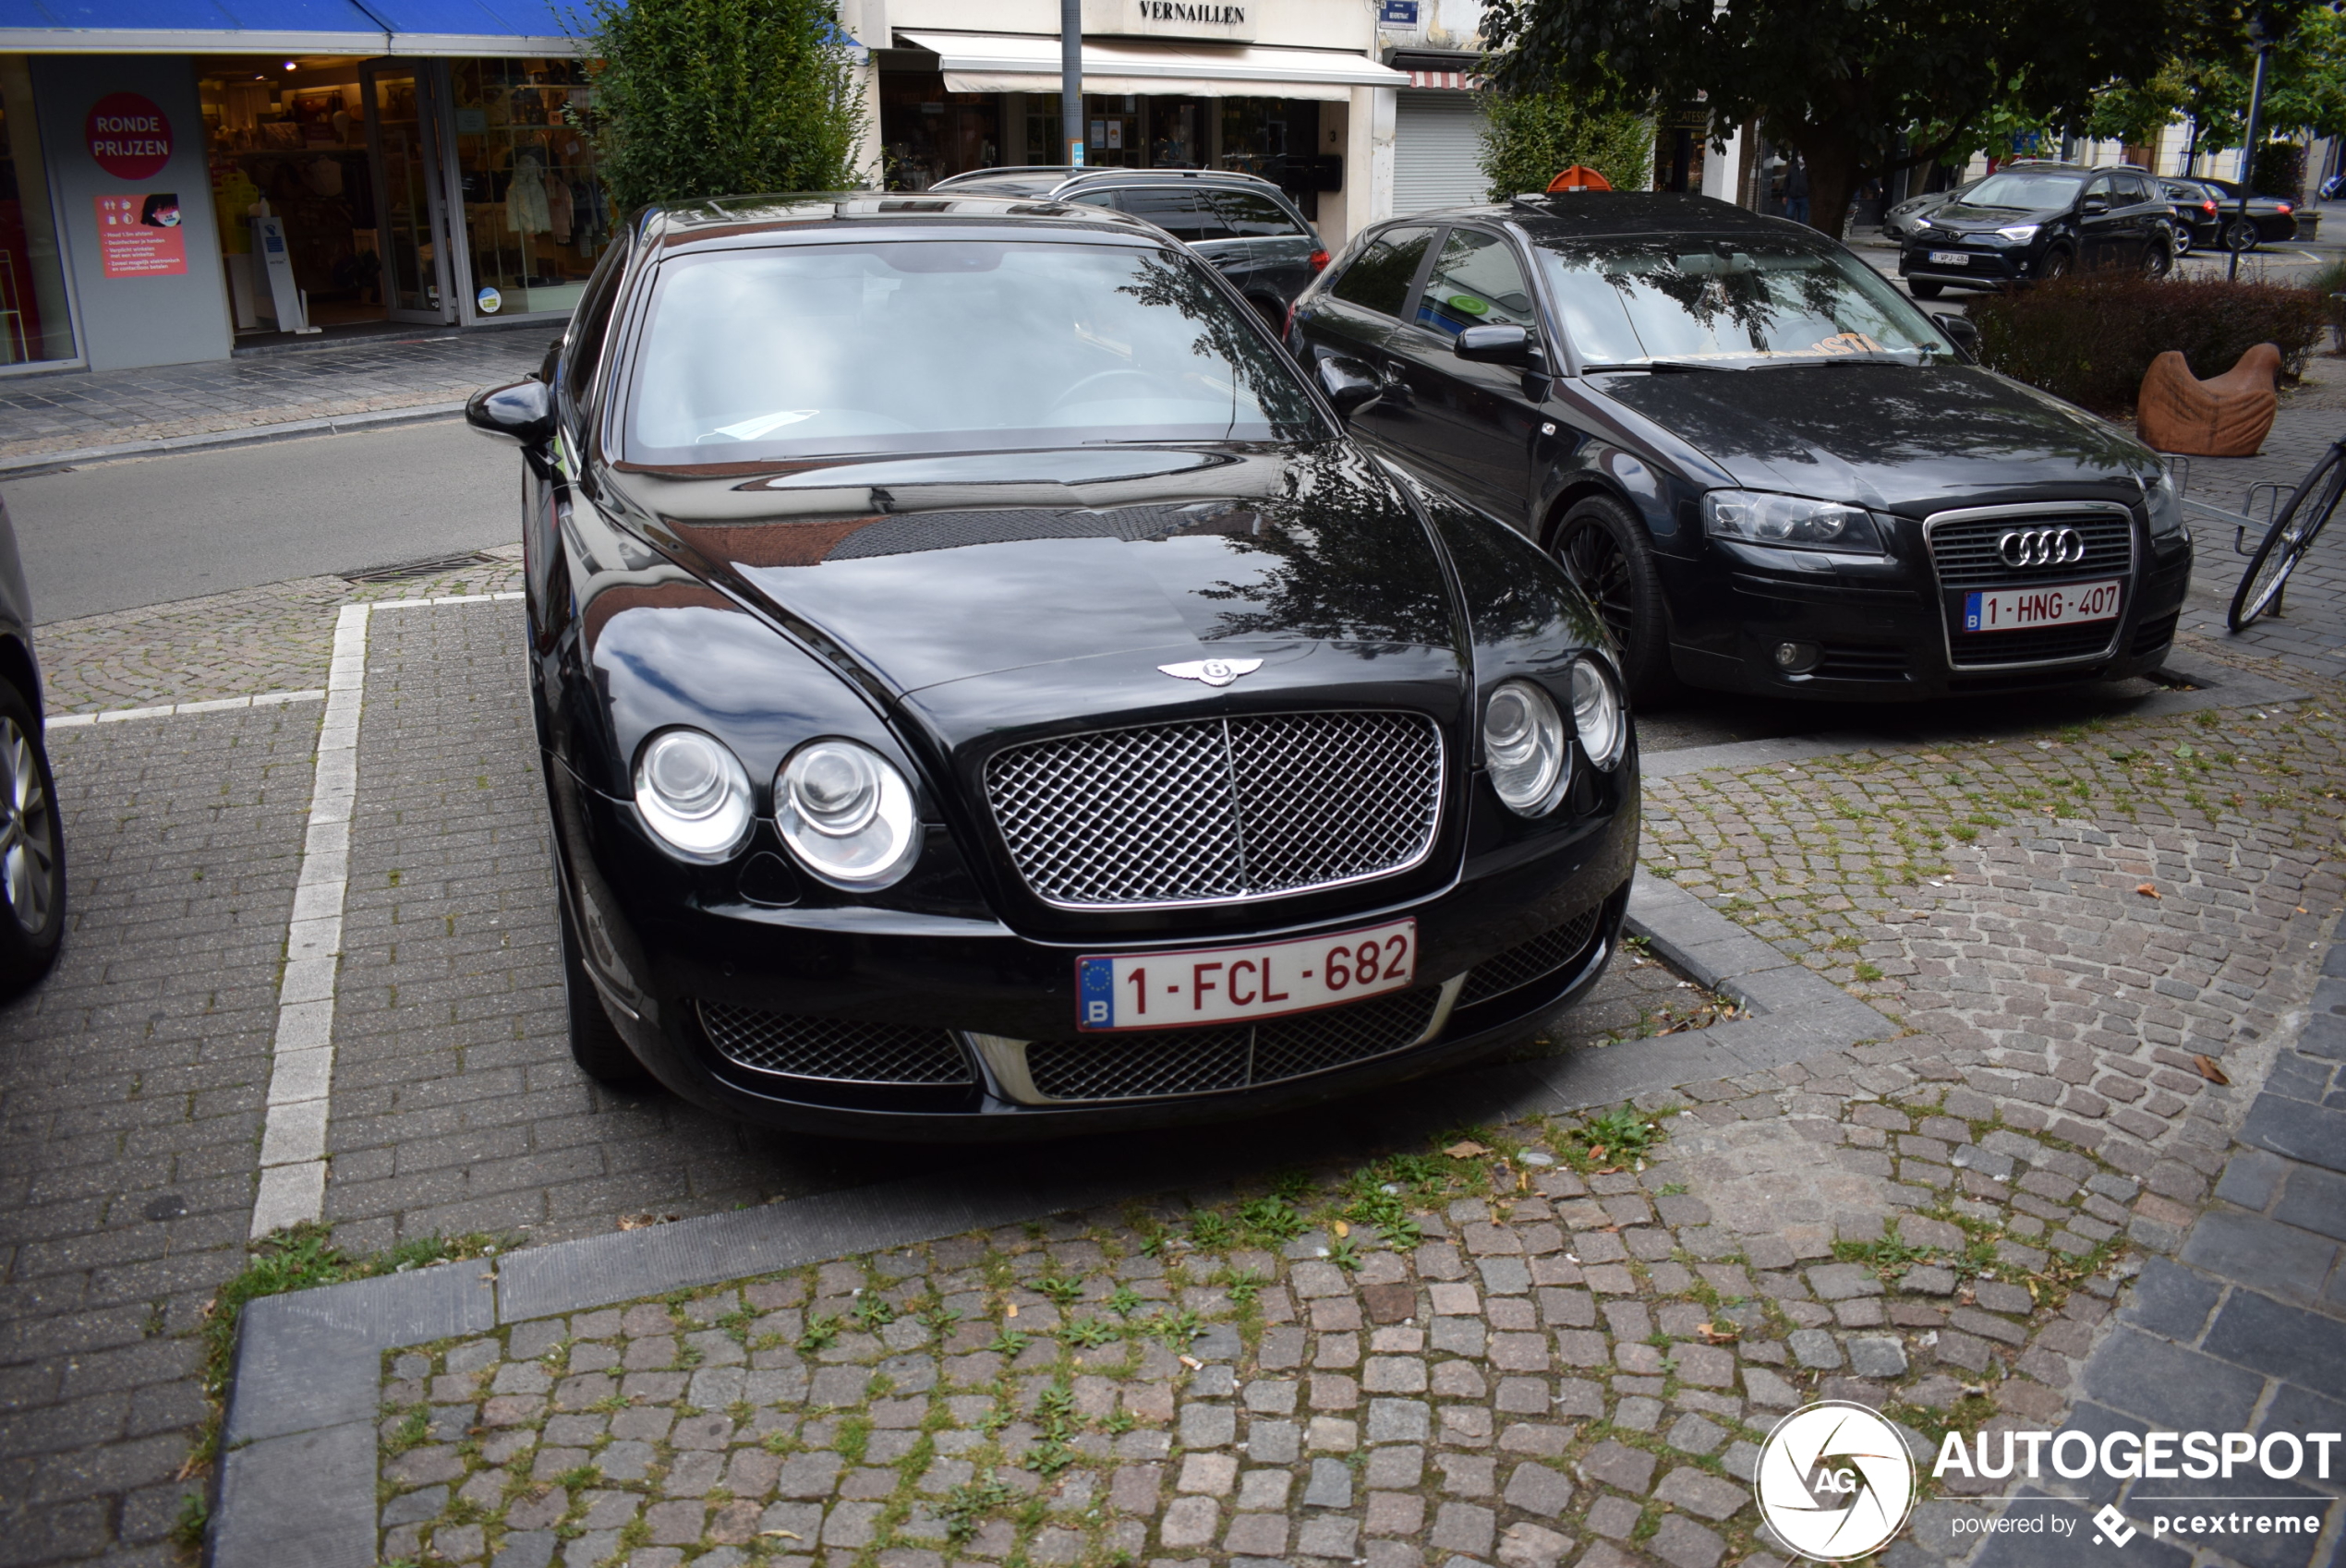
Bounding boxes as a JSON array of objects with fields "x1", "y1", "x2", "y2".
[{"x1": 933, "y1": 165, "x2": 1287, "y2": 195}]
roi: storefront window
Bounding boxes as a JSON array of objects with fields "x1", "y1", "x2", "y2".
[
  {"x1": 448, "y1": 57, "x2": 611, "y2": 319},
  {"x1": 1221, "y1": 97, "x2": 1320, "y2": 217},
  {"x1": 199, "y1": 56, "x2": 381, "y2": 332},
  {"x1": 0, "y1": 55, "x2": 75, "y2": 364},
  {"x1": 881, "y1": 75, "x2": 998, "y2": 189}
]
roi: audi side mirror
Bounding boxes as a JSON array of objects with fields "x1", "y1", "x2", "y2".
[
  {"x1": 1455, "y1": 323, "x2": 1532, "y2": 366},
  {"x1": 467, "y1": 379, "x2": 554, "y2": 447},
  {"x1": 1938, "y1": 314, "x2": 1980, "y2": 362},
  {"x1": 1316, "y1": 356, "x2": 1381, "y2": 418}
]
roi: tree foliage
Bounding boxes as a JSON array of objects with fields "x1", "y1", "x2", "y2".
[
  {"x1": 2086, "y1": 6, "x2": 2346, "y2": 157},
  {"x1": 1477, "y1": 89, "x2": 1653, "y2": 199},
  {"x1": 1480, "y1": 0, "x2": 2256, "y2": 236},
  {"x1": 580, "y1": 0, "x2": 868, "y2": 212}
]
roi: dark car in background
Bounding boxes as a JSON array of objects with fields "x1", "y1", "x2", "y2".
[
  {"x1": 2158, "y1": 177, "x2": 2224, "y2": 255},
  {"x1": 1898, "y1": 163, "x2": 2174, "y2": 296},
  {"x1": 0, "y1": 501, "x2": 62, "y2": 996},
  {"x1": 1880, "y1": 176, "x2": 1981, "y2": 243},
  {"x1": 931, "y1": 167, "x2": 1326, "y2": 328},
  {"x1": 465, "y1": 192, "x2": 1638, "y2": 1139},
  {"x1": 1284, "y1": 191, "x2": 2194, "y2": 705},
  {"x1": 2171, "y1": 176, "x2": 2299, "y2": 250}
]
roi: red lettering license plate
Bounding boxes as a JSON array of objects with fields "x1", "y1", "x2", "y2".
[
  {"x1": 1963, "y1": 578, "x2": 2122, "y2": 632},
  {"x1": 1075, "y1": 919, "x2": 1417, "y2": 1031}
]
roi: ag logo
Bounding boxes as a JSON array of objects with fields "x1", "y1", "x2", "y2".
[{"x1": 1755, "y1": 1401, "x2": 1917, "y2": 1562}]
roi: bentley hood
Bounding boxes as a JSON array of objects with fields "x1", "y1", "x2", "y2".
[
  {"x1": 601, "y1": 441, "x2": 1467, "y2": 716},
  {"x1": 1594, "y1": 360, "x2": 2156, "y2": 514}
]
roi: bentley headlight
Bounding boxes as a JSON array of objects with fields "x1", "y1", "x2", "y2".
[
  {"x1": 2146, "y1": 469, "x2": 2188, "y2": 543},
  {"x1": 635, "y1": 729, "x2": 754, "y2": 862},
  {"x1": 1570, "y1": 658, "x2": 1626, "y2": 770},
  {"x1": 1484, "y1": 679, "x2": 1569, "y2": 817},
  {"x1": 777, "y1": 739, "x2": 919, "y2": 888},
  {"x1": 1703, "y1": 489, "x2": 1885, "y2": 552}
]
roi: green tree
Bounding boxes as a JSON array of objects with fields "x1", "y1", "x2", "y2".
[
  {"x1": 1481, "y1": 0, "x2": 2256, "y2": 237},
  {"x1": 1477, "y1": 89, "x2": 1653, "y2": 199},
  {"x1": 580, "y1": 0, "x2": 869, "y2": 211}
]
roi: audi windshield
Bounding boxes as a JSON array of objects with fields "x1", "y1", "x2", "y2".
[
  {"x1": 1534, "y1": 238, "x2": 1958, "y2": 369},
  {"x1": 623, "y1": 240, "x2": 1325, "y2": 464}
]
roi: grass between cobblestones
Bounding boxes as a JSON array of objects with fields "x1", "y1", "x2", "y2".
[{"x1": 361, "y1": 1083, "x2": 2169, "y2": 1568}]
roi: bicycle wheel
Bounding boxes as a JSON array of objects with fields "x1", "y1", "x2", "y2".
[{"x1": 2231, "y1": 444, "x2": 2344, "y2": 630}]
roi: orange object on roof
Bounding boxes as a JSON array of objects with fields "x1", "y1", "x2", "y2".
[{"x1": 1546, "y1": 165, "x2": 1614, "y2": 191}]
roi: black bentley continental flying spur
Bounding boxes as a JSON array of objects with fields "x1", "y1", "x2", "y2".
[
  {"x1": 467, "y1": 194, "x2": 1639, "y2": 1137},
  {"x1": 1286, "y1": 192, "x2": 2194, "y2": 703}
]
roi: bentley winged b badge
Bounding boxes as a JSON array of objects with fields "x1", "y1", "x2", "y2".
[{"x1": 1158, "y1": 657, "x2": 1264, "y2": 688}]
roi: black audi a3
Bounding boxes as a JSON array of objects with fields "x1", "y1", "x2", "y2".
[
  {"x1": 1287, "y1": 192, "x2": 2194, "y2": 702},
  {"x1": 466, "y1": 194, "x2": 1639, "y2": 1138}
]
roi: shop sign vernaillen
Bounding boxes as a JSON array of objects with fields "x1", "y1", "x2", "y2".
[
  {"x1": 1085, "y1": 0, "x2": 1254, "y2": 41},
  {"x1": 86, "y1": 92, "x2": 173, "y2": 180},
  {"x1": 94, "y1": 193, "x2": 187, "y2": 280}
]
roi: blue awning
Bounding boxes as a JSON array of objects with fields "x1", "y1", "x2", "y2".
[{"x1": 0, "y1": 0, "x2": 582, "y2": 54}]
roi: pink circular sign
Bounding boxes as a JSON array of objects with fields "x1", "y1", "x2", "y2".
[{"x1": 86, "y1": 93, "x2": 172, "y2": 180}]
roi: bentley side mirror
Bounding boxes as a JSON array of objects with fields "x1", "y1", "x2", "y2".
[
  {"x1": 1316, "y1": 356, "x2": 1381, "y2": 418},
  {"x1": 1454, "y1": 323, "x2": 1532, "y2": 365},
  {"x1": 1938, "y1": 314, "x2": 1981, "y2": 362},
  {"x1": 467, "y1": 379, "x2": 555, "y2": 446}
]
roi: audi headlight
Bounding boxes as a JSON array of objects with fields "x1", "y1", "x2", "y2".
[
  {"x1": 1703, "y1": 490, "x2": 1885, "y2": 552},
  {"x1": 635, "y1": 729, "x2": 754, "y2": 863},
  {"x1": 1484, "y1": 679, "x2": 1570, "y2": 817},
  {"x1": 776, "y1": 739, "x2": 920, "y2": 888},
  {"x1": 1570, "y1": 658, "x2": 1626, "y2": 770},
  {"x1": 1994, "y1": 223, "x2": 2041, "y2": 244},
  {"x1": 2146, "y1": 469, "x2": 2189, "y2": 543}
]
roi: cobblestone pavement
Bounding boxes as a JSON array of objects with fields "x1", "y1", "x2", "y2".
[
  {"x1": 2, "y1": 547, "x2": 2343, "y2": 1565},
  {"x1": 0, "y1": 329, "x2": 559, "y2": 464}
]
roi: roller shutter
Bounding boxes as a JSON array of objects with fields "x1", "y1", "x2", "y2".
[{"x1": 1394, "y1": 90, "x2": 1490, "y2": 214}]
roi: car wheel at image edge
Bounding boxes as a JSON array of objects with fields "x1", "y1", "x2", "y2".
[
  {"x1": 558, "y1": 885, "x2": 650, "y2": 1086},
  {"x1": 0, "y1": 675, "x2": 63, "y2": 995},
  {"x1": 1552, "y1": 493, "x2": 1675, "y2": 703}
]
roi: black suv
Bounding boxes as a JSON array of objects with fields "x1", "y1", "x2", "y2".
[
  {"x1": 931, "y1": 167, "x2": 1326, "y2": 327},
  {"x1": 1287, "y1": 192, "x2": 2193, "y2": 704},
  {"x1": 1898, "y1": 163, "x2": 2174, "y2": 297}
]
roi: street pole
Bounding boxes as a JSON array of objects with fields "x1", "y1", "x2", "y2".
[
  {"x1": 1061, "y1": 0, "x2": 1083, "y2": 167},
  {"x1": 2231, "y1": 16, "x2": 2274, "y2": 282}
]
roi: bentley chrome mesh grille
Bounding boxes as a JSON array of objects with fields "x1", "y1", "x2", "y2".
[
  {"x1": 1023, "y1": 986, "x2": 1445, "y2": 1102},
  {"x1": 1457, "y1": 907, "x2": 1603, "y2": 1008},
  {"x1": 697, "y1": 1001, "x2": 973, "y2": 1084},
  {"x1": 985, "y1": 712, "x2": 1444, "y2": 908}
]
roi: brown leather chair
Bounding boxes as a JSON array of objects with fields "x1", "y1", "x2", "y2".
[{"x1": 2136, "y1": 343, "x2": 2281, "y2": 456}]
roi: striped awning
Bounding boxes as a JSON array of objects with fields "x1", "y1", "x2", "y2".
[{"x1": 1407, "y1": 69, "x2": 1478, "y2": 90}]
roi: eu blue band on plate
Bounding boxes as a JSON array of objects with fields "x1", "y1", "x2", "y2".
[{"x1": 1078, "y1": 957, "x2": 1115, "y2": 1028}]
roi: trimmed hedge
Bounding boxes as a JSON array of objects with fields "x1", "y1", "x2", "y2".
[{"x1": 1966, "y1": 275, "x2": 2329, "y2": 413}]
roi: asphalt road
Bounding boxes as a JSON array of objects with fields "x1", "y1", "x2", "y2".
[{"x1": 1, "y1": 416, "x2": 516, "y2": 624}]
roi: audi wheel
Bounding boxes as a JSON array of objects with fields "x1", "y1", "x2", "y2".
[{"x1": 1552, "y1": 494, "x2": 1675, "y2": 703}]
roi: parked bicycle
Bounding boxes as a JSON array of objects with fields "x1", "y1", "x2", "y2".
[
  {"x1": 2228, "y1": 434, "x2": 2342, "y2": 630},
  {"x1": 2176, "y1": 435, "x2": 2345, "y2": 631}
]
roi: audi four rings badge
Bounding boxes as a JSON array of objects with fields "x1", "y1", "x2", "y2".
[
  {"x1": 1998, "y1": 526, "x2": 2086, "y2": 568},
  {"x1": 1159, "y1": 657, "x2": 1264, "y2": 687}
]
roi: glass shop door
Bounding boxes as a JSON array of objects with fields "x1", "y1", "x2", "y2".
[{"x1": 360, "y1": 60, "x2": 455, "y2": 323}]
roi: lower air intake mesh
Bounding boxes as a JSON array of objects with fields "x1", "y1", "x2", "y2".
[
  {"x1": 697, "y1": 1001, "x2": 973, "y2": 1084},
  {"x1": 1458, "y1": 908, "x2": 1603, "y2": 1007},
  {"x1": 1023, "y1": 985, "x2": 1445, "y2": 1102}
]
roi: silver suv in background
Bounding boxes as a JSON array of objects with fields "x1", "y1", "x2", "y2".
[{"x1": 931, "y1": 167, "x2": 1328, "y2": 328}]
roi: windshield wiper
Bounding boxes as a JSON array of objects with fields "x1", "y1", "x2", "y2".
[{"x1": 1582, "y1": 360, "x2": 1735, "y2": 373}]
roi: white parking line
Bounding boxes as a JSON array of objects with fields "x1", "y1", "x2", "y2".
[
  {"x1": 244, "y1": 590, "x2": 525, "y2": 1238},
  {"x1": 46, "y1": 689, "x2": 325, "y2": 728},
  {"x1": 249, "y1": 604, "x2": 369, "y2": 1238}
]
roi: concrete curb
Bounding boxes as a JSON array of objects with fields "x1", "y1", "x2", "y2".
[
  {"x1": 1640, "y1": 644, "x2": 2307, "y2": 781},
  {"x1": 210, "y1": 877, "x2": 1896, "y2": 1565},
  {"x1": 0, "y1": 400, "x2": 468, "y2": 478}
]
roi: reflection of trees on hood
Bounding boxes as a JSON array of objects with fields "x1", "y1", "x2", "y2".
[
  {"x1": 1115, "y1": 253, "x2": 1319, "y2": 439},
  {"x1": 1191, "y1": 443, "x2": 1454, "y2": 653},
  {"x1": 1418, "y1": 483, "x2": 1605, "y2": 649}
]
